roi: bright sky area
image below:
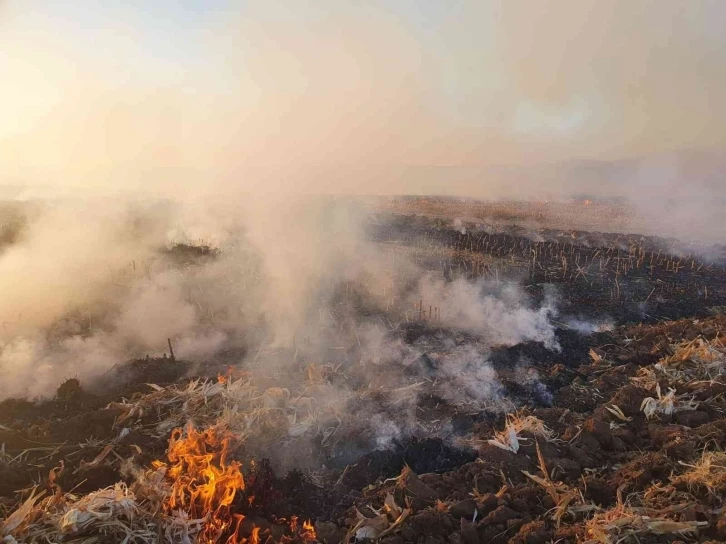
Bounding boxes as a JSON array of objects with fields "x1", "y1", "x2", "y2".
[{"x1": 0, "y1": 1, "x2": 724, "y2": 194}]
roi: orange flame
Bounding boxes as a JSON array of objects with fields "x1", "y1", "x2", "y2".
[
  {"x1": 301, "y1": 519, "x2": 317, "y2": 542},
  {"x1": 154, "y1": 424, "x2": 246, "y2": 543},
  {"x1": 154, "y1": 424, "x2": 316, "y2": 543},
  {"x1": 218, "y1": 367, "x2": 249, "y2": 384},
  {"x1": 288, "y1": 516, "x2": 317, "y2": 542}
]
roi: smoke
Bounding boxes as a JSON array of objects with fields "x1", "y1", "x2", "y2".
[
  {"x1": 414, "y1": 276, "x2": 560, "y2": 350},
  {"x1": 424, "y1": 344, "x2": 504, "y2": 407},
  {"x1": 0, "y1": 187, "x2": 567, "y2": 419},
  {"x1": 0, "y1": 334, "x2": 123, "y2": 400},
  {"x1": 513, "y1": 363, "x2": 553, "y2": 407},
  {"x1": 622, "y1": 152, "x2": 726, "y2": 245},
  {"x1": 0, "y1": 200, "x2": 161, "y2": 334},
  {"x1": 562, "y1": 317, "x2": 614, "y2": 336}
]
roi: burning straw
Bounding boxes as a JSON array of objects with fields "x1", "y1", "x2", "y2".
[{"x1": 152, "y1": 424, "x2": 247, "y2": 543}]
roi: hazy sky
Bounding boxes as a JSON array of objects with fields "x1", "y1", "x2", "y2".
[{"x1": 0, "y1": 1, "x2": 724, "y2": 195}]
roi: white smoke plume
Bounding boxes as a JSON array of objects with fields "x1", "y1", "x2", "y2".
[
  {"x1": 0, "y1": 192, "x2": 565, "y2": 405},
  {"x1": 413, "y1": 276, "x2": 560, "y2": 350}
]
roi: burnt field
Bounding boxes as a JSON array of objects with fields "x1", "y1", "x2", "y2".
[
  {"x1": 2, "y1": 198, "x2": 726, "y2": 544},
  {"x1": 369, "y1": 211, "x2": 726, "y2": 323}
]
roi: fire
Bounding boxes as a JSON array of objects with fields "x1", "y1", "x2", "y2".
[
  {"x1": 218, "y1": 366, "x2": 250, "y2": 384},
  {"x1": 583, "y1": 199, "x2": 592, "y2": 206},
  {"x1": 153, "y1": 424, "x2": 317, "y2": 543},
  {"x1": 287, "y1": 517, "x2": 317, "y2": 543},
  {"x1": 154, "y1": 424, "x2": 246, "y2": 543}
]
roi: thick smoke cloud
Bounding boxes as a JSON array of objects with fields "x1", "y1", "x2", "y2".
[{"x1": 0, "y1": 193, "x2": 562, "y2": 404}]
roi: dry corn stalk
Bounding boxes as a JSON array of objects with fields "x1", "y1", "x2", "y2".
[
  {"x1": 488, "y1": 414, "x2": 554, "y2": 453},
  {"x1": 629, "y1": 367, "x2": 658, "y2": 390},
  {"x1": 4, "y1": 483, "x2": 158, "y2": 544},
  {"x1": 640, "y1": 384, "x2": 698, "y2": 420},
  {"x1": 345, "y1": 494, "x2": 410, "y2": 542},
  {"x1": 585, "y1": 503, "x2": 707, "y2": 543},
  {"x1": 521, "y1": 442, "x2": 582, "y2": 527},
  {"x1": 655, "y1": 337, "x2": 726, "y2": 380},
  {"x1": 1, "y1": 488, "x2": 45, "y2": 537},
  {"x1": 671, "y1": 451, "x2": 726, "y2": 497},
  {"x1": 605, "y1": 405, "x2": 632, "y2": 422},
  {"x1": 109, "y1": 376, "x2": 334, "y2": 446}
]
